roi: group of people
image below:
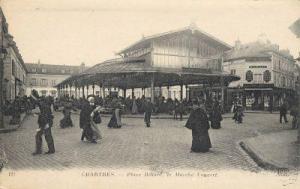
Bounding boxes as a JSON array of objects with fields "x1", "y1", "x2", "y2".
[
  {"x1": 31, "y1": 91, "x2": 300, "y2": 157},
  {"x1": 231, "y1": 97, "x2": 299, "y2": 129},
  {"x1": 231, "y1": 100, "x2": 244, "y2": 124},
  {"x1": 3, "y1": 87, "x2": 296, "y2": 157},
  {"x1": 53, "y1": 94, "x2": 156, "y2": 145},
  {"x1": 282, "y1": 101, "x2": 299, "y2": 129},
  {"x1": 2, "y1": 95, "x2": 38, "y2": 125},
  {"x1": 30, "y1": 88, "x2": 224, "y2": 155}
]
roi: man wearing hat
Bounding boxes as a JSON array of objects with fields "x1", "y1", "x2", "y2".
[{"x1": 31, "y1": 90, "x2": 55, "y2": 155}]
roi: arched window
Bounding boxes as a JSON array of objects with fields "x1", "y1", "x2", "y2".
[
  {"x1": 263, "y1": 70, "x2": 271, "y2": 82},
  {"x1": 245, "y1": 70, "x2": 253, "y2": 82}
]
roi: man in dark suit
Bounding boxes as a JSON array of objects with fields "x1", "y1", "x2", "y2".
[
  {"x1": 144, "y1": 98, "x2": 153, "y2": 127},
  {"x1": 32, "y1": 91, "x2": 55, "y2": 155},
  {"x1": 279, "y1": 102, "x2": 288, "y2": 124}
]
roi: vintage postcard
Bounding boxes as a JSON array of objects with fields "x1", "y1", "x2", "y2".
[{"x1": 0, "y1": 0, "x2": 299, "y2": 188}]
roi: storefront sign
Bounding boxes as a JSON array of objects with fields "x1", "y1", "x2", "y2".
[{"x1": 249, "y1": 65, "x2": 267, "y2": 68}]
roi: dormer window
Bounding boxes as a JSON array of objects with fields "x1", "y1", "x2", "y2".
[
  {"x1": 61, "y1": 70, "x2": 65, "y2": 73},
  {"x1": 32, "y1": 68, "x2": 36, "y2": 72},
  {"x1": 42, "y1": 68, "x2": 47, "y2": 73}
]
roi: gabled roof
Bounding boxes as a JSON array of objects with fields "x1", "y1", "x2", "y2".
[{"x1": 117, "y1": 25, "x2": 232, "y2": 55}]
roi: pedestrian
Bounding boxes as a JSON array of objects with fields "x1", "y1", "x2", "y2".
[
  {"x1": 53, "y1": 98, "x2": 59, "y2": 111},
  {"x1": 32, "y1": 93, "x2": 55, "y2": 155},
  {"x1": 268, "y1": 100, "x2": 273, "y2": 113},
  {"x1": 173, "y1": 99, "x2": 183, "y2": 120},
  {"x1": 290, "y1": 104, "x2": 299, "y2": 129},
  {"x1": 210, "y1": 101, "x2": 223, "y2": 129},
  {"x1": 80, "y1": 97, "x2": 102, "y2": 143},
  {"x1": 9, "y1": 97, "x2": 21, "y2": 125},
  {"x1": 25, "y1": 96, "x2": 32, "y2": 114},
  {"x1": 60, "y1": 99, "x2": 74, "y2": 128},
  {"x1": 108, "y1": 98, "x2": 122, "y2": 128},
  {"x1": 80, "y1": 100, "x2": 93, "y2": 141},
  {"x1": 144, "y1": 98, "x2": 153, "y2": 127},
  {"x1": 173, "y1": 99, "x2": 179, "y2": 120},
  {"x1": 131, "y1": 96, "x2": 138, "y2": 114},
  {"x1": 235, "y1": 103, "x2": 244, "y2": 124},
  {"x1": 279, "y1": 102, "x2": 288, "y2": 124},
  {"x1": 185, "y1": 99, "x2": 211, "y2": 153}
]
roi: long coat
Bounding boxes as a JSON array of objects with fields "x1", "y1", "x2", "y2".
[
  {"x1": 79, "y1": 102, "x2": 95, "y2": 141},
  {"x1": 38, "y1": 100, "x2": 54, "y2": 129},
  {"x1": 60, "y1": 102, "x2": 73, "y2": 128},
  {"x1": 210, "y1": 106, "x2": 222, "y2": 129},
  {"x1": 185, "y1": 107, "x2": 212, "y2": 152},
  {"x1": 144, "y1": 101, "x2": 153, "y2": 125}
]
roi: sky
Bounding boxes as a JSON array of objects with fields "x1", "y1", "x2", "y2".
[{"x1": 1, "y1": 0, "x2": 300, "y2": 66}]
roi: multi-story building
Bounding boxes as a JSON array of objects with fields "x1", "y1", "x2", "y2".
[
  {"x1": 25, "y1": 62, "x2": 87, "y2": 97},
  {"x1": 1, "y1": 8, "x2": 27, "y2": 102},
  {"x1": 223, "y1": 37, "x2": 296, "y2": 110}
]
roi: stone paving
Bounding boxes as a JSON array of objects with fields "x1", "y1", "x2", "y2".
[{"x1": 0, "y1": 111, "x2": 294, "y2": 171}]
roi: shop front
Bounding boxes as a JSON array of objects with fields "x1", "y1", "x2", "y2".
[{"x1": 238, "y1": 84, "x2": 295, "y2": 111}]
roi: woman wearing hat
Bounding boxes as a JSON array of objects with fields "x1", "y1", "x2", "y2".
[
  {"x1": 60, "y1": 99, "x2": 74, "y2": 128},
  {"x1": 108, "y1": 97, "x2": 122, "y2": 128},
  {"x1": 80, "y1": 96, "x2": 102, "y2": 143},
  {"x1": 185, "y1": 98, "x2": 212, "y2": 153}
]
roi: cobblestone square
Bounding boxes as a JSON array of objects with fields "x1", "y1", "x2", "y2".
[{"x1": 0, "y1": 112, "x2": 293, "y2": 172}]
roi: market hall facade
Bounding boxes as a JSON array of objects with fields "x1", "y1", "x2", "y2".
[{"x1": 56, "y1": 25, "x2": 239, "y2": 109}]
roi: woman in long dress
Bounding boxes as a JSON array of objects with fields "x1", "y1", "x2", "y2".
[
  {"x1": 185, "y1": 99, "x2": 212, "y2": 153},
  {"x1": 80, "y1": 97, "x2": 102, "y2": 143},
  {"x1": 108, "y1": 99, "x2": 122, "y2": 128},
  {"x1": 60, "y1": 100, "x2": 73, "y2": 128},
  {"x1": 90, "y1": 106, "x2": 103, "y2": 141},
  {"x1": 131, "y1": 96, "x2": 138, "y2": 114},
  {"x1": 210, "y1": 102, "x2": 222, "y2": 129}
]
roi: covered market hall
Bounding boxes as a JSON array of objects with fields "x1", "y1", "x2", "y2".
[{"x1": 55, "y1": 25, "x2": 240, "y2": 110}]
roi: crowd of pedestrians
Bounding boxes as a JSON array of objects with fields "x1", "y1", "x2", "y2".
[
  {"x1": 4, "y1": 89, "x2": 298, "y2": 156},
  {"x1": 2, "y1": 95, "x2": 42, "y2": 125}
]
